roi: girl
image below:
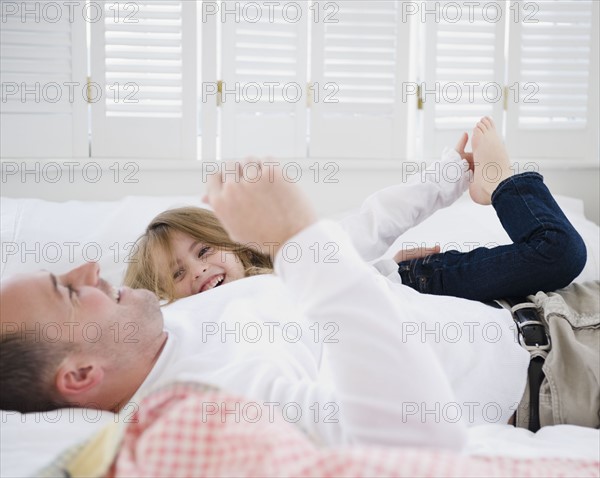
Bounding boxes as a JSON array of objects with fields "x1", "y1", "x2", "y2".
[
  {"x1": 124, "y1": 117, "x2": 587, "y2": 303},
  {"x1": 123, "y1": 206, "x2": 272, "y2": 302}
]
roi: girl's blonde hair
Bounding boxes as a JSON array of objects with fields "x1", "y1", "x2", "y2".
[{"x1": 123, "y1": 206, "x2": 273, "y2": 303}]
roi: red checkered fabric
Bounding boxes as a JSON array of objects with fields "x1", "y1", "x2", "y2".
[{"x1": 111, "y1": 382, "x2": 600, "y2": 478}]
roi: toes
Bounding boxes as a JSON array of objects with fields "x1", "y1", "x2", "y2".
[{"x1": 472, "y1": 124, "x2": 485, "y2": 151}]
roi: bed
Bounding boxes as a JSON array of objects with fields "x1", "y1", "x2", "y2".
[{"x1": 1, "y1": 192, "x2": 599, "y2": 477}]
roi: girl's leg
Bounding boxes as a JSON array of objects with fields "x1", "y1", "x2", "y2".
[{"x1": 397, "y1": 119, "x2": 587, "y2": 302}]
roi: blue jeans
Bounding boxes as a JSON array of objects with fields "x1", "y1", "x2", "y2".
[{"x1": 397, "y1": 172, "x2": 587, "y2": 301}]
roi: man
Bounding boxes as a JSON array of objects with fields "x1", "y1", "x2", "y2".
[{"x1": 1, "y1": 141, "x2": 597, "y2": 449}]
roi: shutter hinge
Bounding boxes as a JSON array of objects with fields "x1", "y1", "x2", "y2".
[
  {"x1": 503, "y1": 85, "x2": 509, "y2": 111},
  {"x1": 417, "y1": 85, "x2": 423, "y2": 110},
  {"x1": 217, "y1": 80, "x2": 223, "y2": 107},
  {"x1": 86, "y1": 76, "x2": 92, "y2": 104}
]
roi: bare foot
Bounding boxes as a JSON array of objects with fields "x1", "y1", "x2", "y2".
[
  {"x1": 469, "y1": 117, "x2": 512, "y2": 205},
  {"x1": 454, "y1": 132, "x2": 474, "y2": 171}
]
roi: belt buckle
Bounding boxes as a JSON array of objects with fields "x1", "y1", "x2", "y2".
[{"x1": 516, "y1": 320, "x2": 552, "y2": 352}]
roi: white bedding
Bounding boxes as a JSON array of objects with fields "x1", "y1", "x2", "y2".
[
  {"x1": 0, "y1": 195, "x2": 206, "y2": 286},
  {"x1": 1, "y1": 411, "x2": 598, "y2": 478},
  {"x1": 1, "y1": 192, "x2": 599, "y2": 476},
  {"x1": 2, "y1": 193, "x2": 598, "y2": 286}
]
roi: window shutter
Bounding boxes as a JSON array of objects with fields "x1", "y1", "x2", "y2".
[
  {"x1": 0, "y1": 1, "x2": 88, "y2": 158},
  {"x1": 421, "y1": 0, "x2": 506, "y2": 158},
  {"x1": 219, "y1": 0, "x2": 308, "y2": 160},
  {"x1": 90, "y1": 0, "x2": 197, "y2": 159},
  {"x1": 310, "y1": 0, "x2": 410, "y2": 160},
  {"x1": 505, "y1": 0, "x2": 598, "y2": 160}
]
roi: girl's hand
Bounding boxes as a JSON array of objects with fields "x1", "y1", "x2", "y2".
[
  {"x1": 393, "y1": 245, "x2": 441, "y2": 264},
  {"x1": 455, "y1": 132, "x2": 474, "y2": 171}
]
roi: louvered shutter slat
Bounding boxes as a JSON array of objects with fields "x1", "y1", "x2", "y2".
[
  {"x1": 1, "y1": 16, "x2": 73, "y2": 32},
  {"x1": 105, "y1": 37, "x2": 181, "y2": 47},
  {"x1": 106, "y1": 23, "x2": 182, "y2": 33}
]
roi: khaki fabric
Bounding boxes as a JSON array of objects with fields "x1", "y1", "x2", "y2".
[{"x1": 516, "y1": 281, "x2": 600, "y2": 429}]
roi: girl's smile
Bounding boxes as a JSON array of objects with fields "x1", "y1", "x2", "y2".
[{"x1": 168, "y1": 231, "x2": 246, "y2": 299}]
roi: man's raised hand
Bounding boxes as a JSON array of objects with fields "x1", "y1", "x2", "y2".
[{"x1": 204, "y1": 159, "x2": 318, "y2": 258}]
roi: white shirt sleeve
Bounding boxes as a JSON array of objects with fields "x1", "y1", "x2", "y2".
[
  {"x1": 340, "y1": 148, "x2": 471, "y2": 261},
  {"x1": 274, "y1": 220, "x2": 468, "y2": 450}
]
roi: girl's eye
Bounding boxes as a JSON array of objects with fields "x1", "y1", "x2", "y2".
[
  {"x1": 198, "y1": 246, "x2": 212, "y2": 258},
  {"x1": 173, "y1": 268, "x2": 185, "y2": 280}
]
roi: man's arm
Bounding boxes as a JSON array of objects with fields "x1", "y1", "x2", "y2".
[
  {"x1": 274, "y1": 220, "x2": 467, "y2": 449},
  {"x1": 340, "y1": 148, "x2": 472, "y2": 261},
  {"x1": 205, "y1": 160, "x2": 467, "y2": 449}
]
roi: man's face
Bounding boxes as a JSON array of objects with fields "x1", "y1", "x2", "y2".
[{"x1": 0, "y1": 262, "x2": 165, "y2": 360}]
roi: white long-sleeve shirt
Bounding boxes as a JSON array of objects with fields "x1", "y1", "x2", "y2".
[
  {"x1": 135, "y1": 149, "x2": 529, "y2": 451},
  {"x1": 341, "y1": 148, "x2": 473, "y2": 263}
]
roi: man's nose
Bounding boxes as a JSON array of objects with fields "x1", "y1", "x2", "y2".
[{"x1": 60, "y1": 262, "x2": 100, "y2": 287}]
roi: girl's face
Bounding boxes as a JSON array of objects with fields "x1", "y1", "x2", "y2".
[{"x1": 166, "y1": 231, "x2": 246, "y2": 299}]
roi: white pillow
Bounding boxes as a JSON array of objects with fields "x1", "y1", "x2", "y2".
[
  {"x1": 1, "y1": 195, "x2": 204, "y2": 285},
  {"x1": 2, "y1": 193, "x2": 598, "y2": 285},
  {"x1": 1, "y1": 193, "x2": 598, "y2": 476}
]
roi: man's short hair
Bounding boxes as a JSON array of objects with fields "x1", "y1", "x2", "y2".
[{"x1": 0, "y1": 332, "x2": 74, "y2": 413}]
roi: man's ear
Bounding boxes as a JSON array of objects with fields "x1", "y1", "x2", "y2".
[{"x1": 55, "y1": 359, "x2": 105, "y2": 399}]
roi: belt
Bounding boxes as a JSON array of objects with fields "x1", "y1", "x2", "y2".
[{"x1": 503, "y1": 297, "x2": 551, "y2": 433}]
